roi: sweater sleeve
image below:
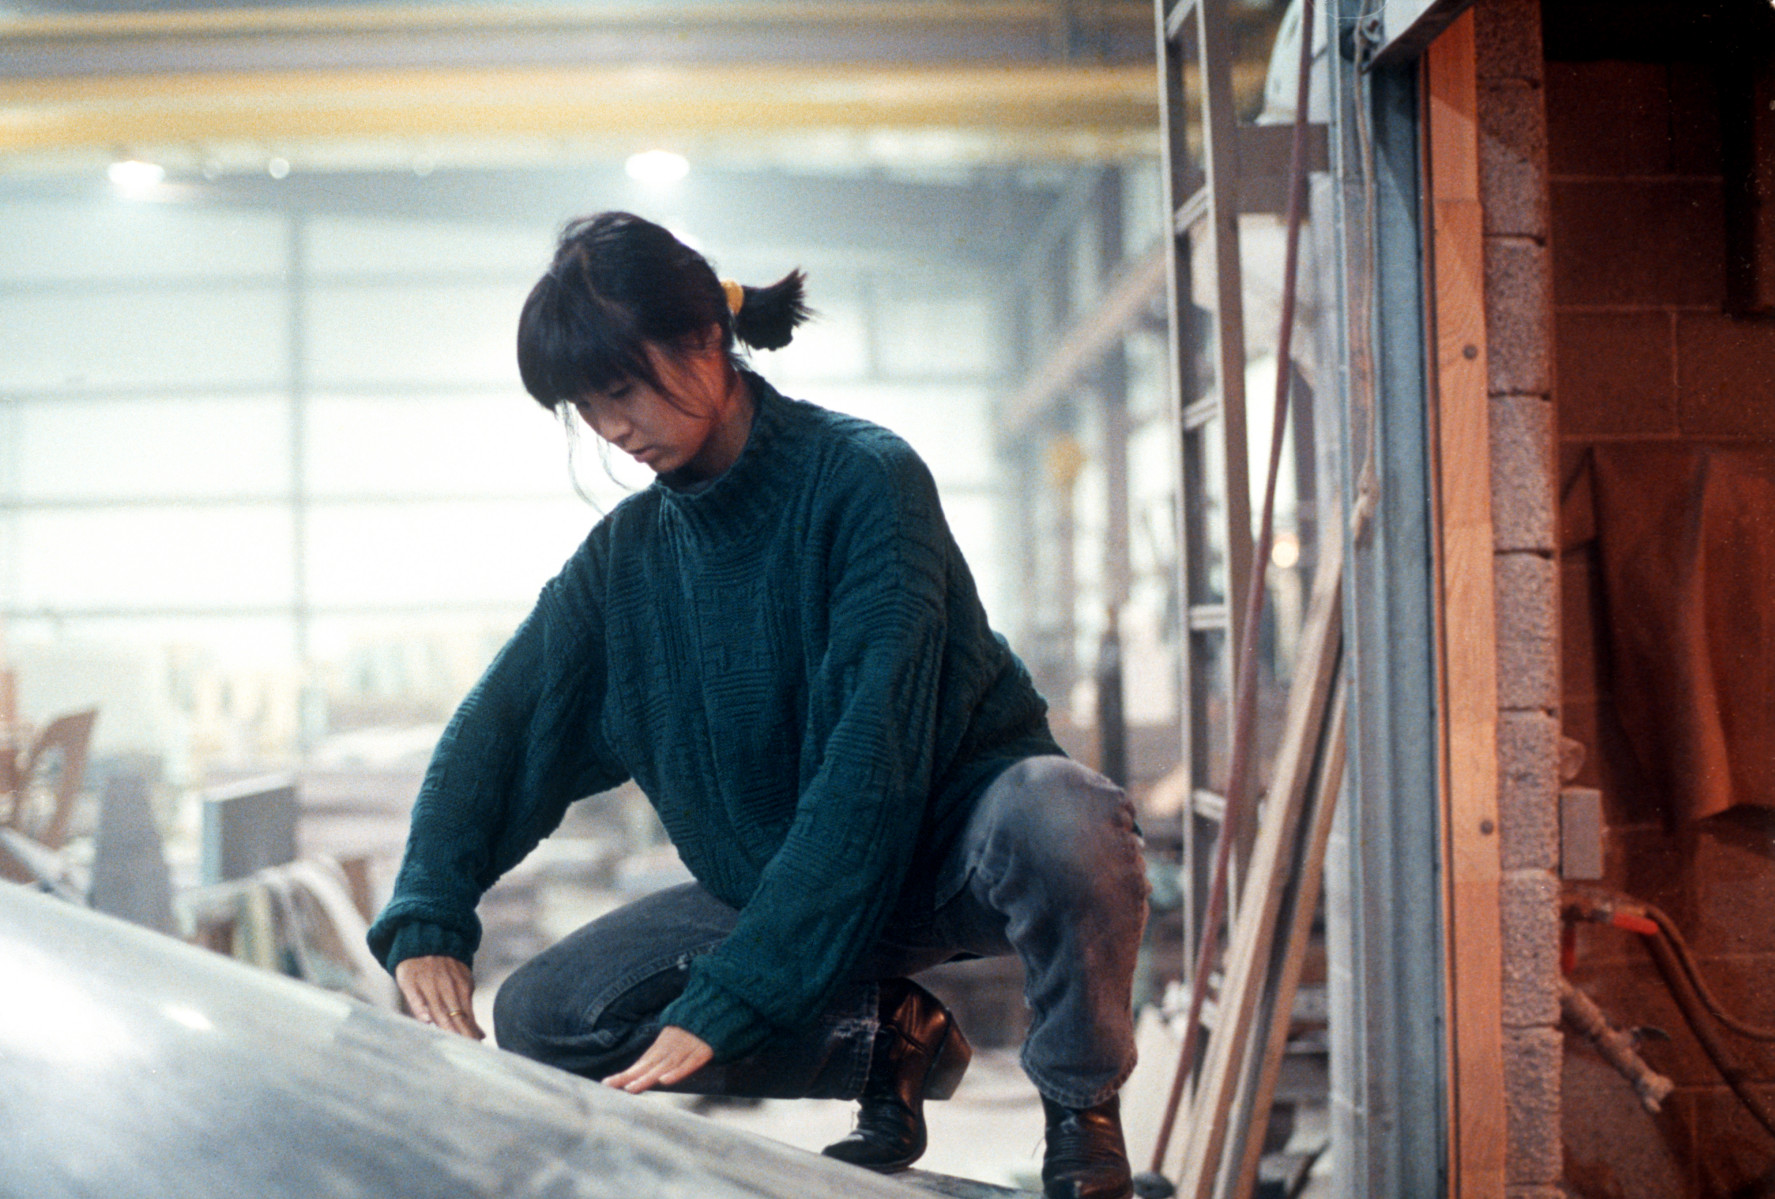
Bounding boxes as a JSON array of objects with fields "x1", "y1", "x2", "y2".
[
  {"x1": 367, "y1": 561, "x2": 630, "y2": 974},
  {"x1": 659, "y1": 445, "x2": 952, "y2": 1059}
]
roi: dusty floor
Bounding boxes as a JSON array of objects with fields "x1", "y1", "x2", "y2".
[
  {"x1": 683, "y1": 1061, "x2": 1332, "y2": 1198},
  {"x1": 686, "y1": 1048, "x2": 1052, "y2": 1192}
]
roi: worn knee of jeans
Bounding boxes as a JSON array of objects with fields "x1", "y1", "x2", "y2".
[
  {"x1": 989, "y1": 757, "x2": 1146, "y2": 911},
  {"x1": 491, "y1": 954, "x2": 609, "y2": 1060},
  {"x1": 494, "y1": 956, "x2": 688, "y2": 1075},
  {"x1": 491, "y1": 958, "x2": 553, "y2": 1058},
  {"x1": 980, "y1": 758, "x2": 1146, "y2": 1108}
]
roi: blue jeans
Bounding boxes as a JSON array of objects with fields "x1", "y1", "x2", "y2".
[{"x1": 493, "y1": 756, "x2": 1148, "y2": 1110}]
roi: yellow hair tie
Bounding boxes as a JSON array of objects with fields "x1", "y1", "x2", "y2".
[{"x1": 721, "y1": 279, "x2": 745, "y2": 319}]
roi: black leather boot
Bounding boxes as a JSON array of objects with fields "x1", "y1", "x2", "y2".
[
  {"x1": 1041, "y1": 1094, "x2": 1134, "y2": 1199},
  {"x1": 821, "y1": 978, "x2": 972, "y2": 1173}
]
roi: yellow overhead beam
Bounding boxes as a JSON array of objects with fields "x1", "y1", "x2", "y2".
[
  {"x1": 0, "y1": 62, "x2": 1159, "y2": 154},
  {"x1": 2, "y1": 1, "x2": 1154, "y2": 40}
]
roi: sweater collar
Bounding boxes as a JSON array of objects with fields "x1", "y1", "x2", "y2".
[{"x1": 650, "y1": 369, "x2": 801, "y2": 537}]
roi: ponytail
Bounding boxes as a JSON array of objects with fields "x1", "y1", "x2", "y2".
[{"x1": 728, "y1": 270, "x2": 811, "y2": 352}]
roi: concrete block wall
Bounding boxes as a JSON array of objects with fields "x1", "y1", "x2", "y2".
[
  {"x1": 1546, "y1": 25, "x2": 1775, "y2": 1199},
  {"x1": 1472, "y1": 2, "x2": 1566, "y2": 1194}
]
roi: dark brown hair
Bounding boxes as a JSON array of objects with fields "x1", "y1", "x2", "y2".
[{"x1": 516, "y1": 211, "x2": 809, "y2": 411}]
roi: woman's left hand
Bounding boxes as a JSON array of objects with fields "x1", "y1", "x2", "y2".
[{"x1": 603, "y1": 1025, "x2": 714, "y2": 1093}]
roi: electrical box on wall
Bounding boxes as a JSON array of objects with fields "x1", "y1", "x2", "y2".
[{"x1": 1560, "y1": 787, "x2": 1605, "y2": 881}]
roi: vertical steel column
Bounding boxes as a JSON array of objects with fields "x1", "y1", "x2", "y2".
[
  {"x1": 285, "y1": 211, "x2": 317, "y2": 757},
  {"x1": 1000, "y1": 276, "x2": 1042, "y2": 651},
  {"x1": 0, "y1": 393, "x2": 16, "y2": 744},
  {"x1": 1050, "y1": 424, "x2": 1081, "y2": 707},
  {"x1": 1097, "y1": 166, "x2": 1131, "y2": 787},
  {"x1": 1321, "y1": 2, "x2": 1449, "y2": 1194},
  {"x1": 1047, "y1": 221, "x2": 1080, "y2": 707},
  {"x1": 1099, "y1": 168, "x2": 1133, "y2": 615}
]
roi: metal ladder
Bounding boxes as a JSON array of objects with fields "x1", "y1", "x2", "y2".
[{"x1": 1154, "y1": 0, "x2": 1326, "y2": 1063}]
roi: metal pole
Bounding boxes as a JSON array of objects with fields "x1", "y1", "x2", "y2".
[{"x1": 1097, "y1": 165, "x2": 1132, "y2": 786}]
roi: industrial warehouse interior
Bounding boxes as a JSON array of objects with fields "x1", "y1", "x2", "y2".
[{"x1": 3, "y1": 2, "x2": 1774, "y2": 1198}]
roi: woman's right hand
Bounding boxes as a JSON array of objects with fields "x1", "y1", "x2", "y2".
[{"x1": 394, "y1": 955, "x2": 486, "y2": 1040}]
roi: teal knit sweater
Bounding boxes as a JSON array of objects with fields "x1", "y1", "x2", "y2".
[{"x1": 367, "y1": 374, "x2": 1059, "y2": 1061}]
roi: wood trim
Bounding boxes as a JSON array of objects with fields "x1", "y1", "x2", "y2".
[
  {"x1": 1229, "y1": 688, "x2": 1347, "y2": 1199},
  {"x1": 1167, "y1": 543, "x2": 1343, "y2": 1195},
  {"x1": 1424, "y1": 11, "x2": 1505, "y2": 1199}
]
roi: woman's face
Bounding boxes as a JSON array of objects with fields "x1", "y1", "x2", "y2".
[{"x1": 573, "y1": 340, "x2": 732, "y2": 479}]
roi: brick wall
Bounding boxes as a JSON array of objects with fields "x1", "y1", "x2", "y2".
[
  {"x1": 1549, "y1": 35, "x2": 1775, "y2": 1199},
  {"x1": 1473, "y1": 3, "x2": 1566, "y2": 1195}
]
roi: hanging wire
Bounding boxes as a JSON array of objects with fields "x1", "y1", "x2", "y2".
[{"x1": 1346, "y1": 0, "x2": 1385, "y2": 543}]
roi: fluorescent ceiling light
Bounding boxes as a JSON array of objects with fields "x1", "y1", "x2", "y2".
[
  {"x1": 625, "y1": 149, "x2": 689, "y2": 185},
  {"x1": 107, "y1": 159, "x2": 165, "y2": 194}
]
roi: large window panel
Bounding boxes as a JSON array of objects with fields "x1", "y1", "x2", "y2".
[
  {"x1": 10, "y1": 615, "x2": 297, "y2": 672},
  {"x1": 1122, "y1": 167, "x2": 1168, "y2": 260},
  {"x1": 0, "y1": 200, "x2": 287, "y2": 283},
  {"x1": 0, "y1": 404, "x2": 19, "y2": 496},
  {"x1": 1131, "y1": 419, "x2": 1182, "y2": 576},
  {"x1": 0, "y1": 289, "x2": 289, "y2": 392},
  {"x1": 303, "y1": 499, "x2": 593, "y2": 607},
  {"x1": 10, "y1": 396, "x2": 290, "y2": 501},
  {"x1": 753, "y1": 295, "x2": 869, "y2": 383},
  {"x1": 305, "y1": 393, "x2": 570, "y2": 498},
  {"x1": 1126, "y1": 329, "x2": 1173, "y2": 423},
  {"x1": 933, "y1": 491, "x2": 1004, "y2": 627},
  {"x1": 304, "y1": 216, "x2": 547, "y2": 278},
  {"x1": 0, "y1": 515, "x2": 16, "y2": 606},
  {"x1": 11, "y1": 508, "x2": 295, "y2": 610},
  {"x1": 304, "y1": 282, "x2": 531, "y2": 388},
  {"x1": 7, "y1": 617, "x2": 299, "y2": 759},
  {"x1": 810, "y1": 382, "x2": 994, "y2": 490},
  {"x1": 873, "y1": 292, "x2": 1000, "y2": 377},
  {"x1": 306, "y1": 612, "x2": 521, "y2": 714}
]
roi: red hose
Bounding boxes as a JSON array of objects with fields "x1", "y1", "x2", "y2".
[{"x1": 1565, "y1": 889, "x2": 1775, "y2": 1140}]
